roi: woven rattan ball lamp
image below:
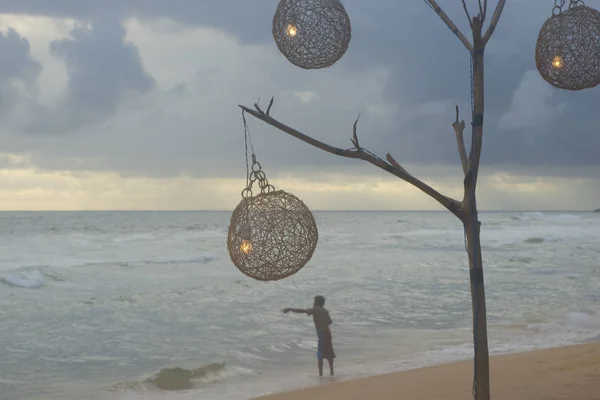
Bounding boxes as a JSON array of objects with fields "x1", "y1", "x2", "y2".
[
  {"x1": 272, "y1": 0, "x2": 352, "y2": 69},
  {"x1": 227, "y1": 160, "x2": 318, "y2": 281},
  {"x1": 535, "y1": 2, "x2": 600, "y2": 91}
]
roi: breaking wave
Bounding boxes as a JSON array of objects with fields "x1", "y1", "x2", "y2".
[
  {"x1": 112, "y1": 362, "x2": 255, "y2": 392},
  {"x1": 0, "y1": 269, "x2": 47, "y2": 289},
  {"x1": 522, "y1": 237, "x2": 545, "y2": 244},
  {"x1": 83, "y1": 253, "x2": 218, "y2": 268}
]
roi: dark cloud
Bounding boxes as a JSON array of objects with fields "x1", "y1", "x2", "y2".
[
  {"x1": 0, "y1": 0, "x2": 274, "y2": 44},
  {"x1": 51, "y1": 20, "x2": 154, "y2": 111},
  {"x1": 335, "y1": 2, "x2": 587, "y2": 168},
  {"x1": 0, "y1": 28, "x2": 41, "y2": 114},
  {"x1": 0, "y1": 0, "x2": 599, "y2": 180},
  {"x1": 337, "y1": 0, "x2": 600, "y2": 169},
  {"x1": 0, "y1": 28, "x2": 40, "y2": 83},
  {"x1": 24, "y1": 19, "x2": 154, "y2": 133}
]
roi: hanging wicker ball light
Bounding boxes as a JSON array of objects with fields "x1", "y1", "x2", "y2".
[
  {"x1": 535, "y1": 1, "x2": 600, "y2": 91},
  {"x1": 272, "y1": 0, "x2": 352, "y2": 69},
  {"x1": 227, "y1": 158, "x2": 318, "y2": 281}
]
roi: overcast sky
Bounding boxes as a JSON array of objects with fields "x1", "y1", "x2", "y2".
[{"x1": 0, "y1": 0, "x2": 598, "y2": 211}]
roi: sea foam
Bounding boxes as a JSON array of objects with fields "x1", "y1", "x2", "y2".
[{"x1": 0, "y1": 269, "x2": 46, "y2": 289}]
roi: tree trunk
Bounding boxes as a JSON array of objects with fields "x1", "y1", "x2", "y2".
[
  {"x1": 465, "y1": 17, "x2": 490, "y2": 400},
  {"x1": 464, "y1": 208, "x2": 490, "y2": 400}
]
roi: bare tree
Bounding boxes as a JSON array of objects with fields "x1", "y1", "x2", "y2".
[{"x1": 239, "y1": 1, "x2": 506, "y2": 399}]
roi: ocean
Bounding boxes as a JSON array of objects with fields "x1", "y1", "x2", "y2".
[{"x1": 1, "y1": 210, "x2": 599, "y2": 400}]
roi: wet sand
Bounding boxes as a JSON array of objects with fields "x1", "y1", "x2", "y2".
[{"x1": 253, "y1": 342, "x2": 600, "y2": 400}]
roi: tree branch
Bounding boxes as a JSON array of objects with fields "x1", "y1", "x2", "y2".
[
  {"x1": 482, "y1": 0, "x2": 506, "y2": 45},
  {"x1": 238, "y1": 100, "x2": 464, "y2": 220},
  {"x1": 452, "y1": 105, "x2": 468, "y2": 175},
  {"x1": 425, "y1": 0, "x2": 473, "y2": 52}
]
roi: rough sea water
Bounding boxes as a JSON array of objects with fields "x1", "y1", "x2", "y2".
[{"x1": 1, "y1": 210, "x2": 599, "y2": 400}]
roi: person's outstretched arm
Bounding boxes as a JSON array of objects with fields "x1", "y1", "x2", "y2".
[{"x1": 282, "y1": 308, "x2": 313, "y2": 314}]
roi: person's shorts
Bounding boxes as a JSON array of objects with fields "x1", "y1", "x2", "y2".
[{"x1": 316, "y1": 329, "x2": 336, "y2": 361}]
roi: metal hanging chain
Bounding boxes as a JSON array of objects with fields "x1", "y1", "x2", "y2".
[
  {"x1": 240, "y1": 110, "x2": 276, "y2": 199},
  {"x1": 553, "y1": 0, "x2": 586, "y2": 14}
]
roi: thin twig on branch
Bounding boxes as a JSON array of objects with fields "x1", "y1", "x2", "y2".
[
  {"x1": 452, "y1": 106, "x2": 468, "y2": 175},
  {"x1": 238, "y1": 100, "x2": 464, "y2": 220},
  {"x1": 461, "y1": 0, "x2": 473, "y2": 28},
  {"x1": 351, "y1": 114, "x2": 361, "y2": 149},
  {"x1": 478, "y1": 0, "x2": 488, "y2": 22},
  {"x1": 482, "y1": 0, "x2": 506, "y2": 45},
  {"x1": 425, "y1": 0, "x2": 473, "y2": 52}
]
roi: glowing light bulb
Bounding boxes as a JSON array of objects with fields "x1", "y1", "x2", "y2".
[
  {"x1": 240, "y1": 239, "x2": 253, "y2": 254},
  {"x1": 286, "y1": 24, "x2": 298, "y2": 37},
  {"x1": 552, "y1": 55, "x2": 563, "y2": 69}
]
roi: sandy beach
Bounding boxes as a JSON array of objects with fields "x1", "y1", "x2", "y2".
[{"x1": 254, "y1": 342, "x2": 600, "y2": 400}]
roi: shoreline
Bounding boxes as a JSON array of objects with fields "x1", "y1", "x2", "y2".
[{"x1": 251, "y1": 341, "x2": 600, "y2": 400}]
